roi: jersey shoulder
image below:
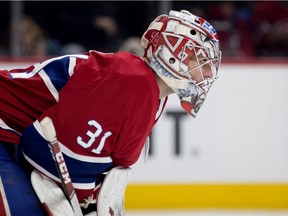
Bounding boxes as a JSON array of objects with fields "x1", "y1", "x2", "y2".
[
  {"x1": 78, "y1": 50, "x2": 158, "y2": 91},
  {"x1": 85, "y1": 50, "x2": 150, "y2": 76}
]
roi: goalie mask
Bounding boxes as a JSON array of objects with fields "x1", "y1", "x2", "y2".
[{"x1": 141, "y1": 10, "x2": 221, "y2": 117}]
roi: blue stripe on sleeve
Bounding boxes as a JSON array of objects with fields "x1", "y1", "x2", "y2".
[{"x1": 42, "y1": 57, "x2": 71, "y2": 92}]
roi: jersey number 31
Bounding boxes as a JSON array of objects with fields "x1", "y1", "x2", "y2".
[{"x1": 77, "y1": 120, "x2": 112, "y2": 154}]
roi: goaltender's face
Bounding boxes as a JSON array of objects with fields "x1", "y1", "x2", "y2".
[{"x1": 188, "y1": 55, "x2": 213, "y2": 84}]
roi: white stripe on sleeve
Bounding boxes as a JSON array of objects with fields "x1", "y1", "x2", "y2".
[{"x1": 38, "y1": 69, "x2": 59, "y2": 102}]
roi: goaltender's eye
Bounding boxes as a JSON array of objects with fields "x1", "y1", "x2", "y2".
[{"x1": 199, "y1": 57, "x2": 209, "y2": 64}]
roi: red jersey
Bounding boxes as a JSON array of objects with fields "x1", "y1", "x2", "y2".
[{"x1": 1, "y1": 50, "x2": 167, "y2": 201}]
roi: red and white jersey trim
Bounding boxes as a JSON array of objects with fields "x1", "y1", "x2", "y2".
[
  {"x1": 155, "y1": 97, "x2": 167, "y2": 121},
  {"x1": 0, "y1": 119, "x2": 21, "y2": 135},
  {"x1": 59, "y1": 144, "x2": 113, "y2": 163}
]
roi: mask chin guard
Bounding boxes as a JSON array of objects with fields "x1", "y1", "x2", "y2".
[
  {"x1": 150, "y1": 57, "x2": 206, "y2": 117},
  {"x1": 180, "y1": 90, "x2": 206, "y2": 118}
]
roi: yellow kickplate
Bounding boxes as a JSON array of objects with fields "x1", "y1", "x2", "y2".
[{"x1": 125, "y1": 183, "x2": 288, "y2": 210}]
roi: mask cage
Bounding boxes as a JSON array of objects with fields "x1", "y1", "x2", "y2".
[{"x1": 178, "y1": 41, "x2": 221, "y2": 93}]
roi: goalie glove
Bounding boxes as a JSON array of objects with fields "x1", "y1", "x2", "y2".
[{"x1": 96, "y1": 166, "x2": 130, "y2": 216}]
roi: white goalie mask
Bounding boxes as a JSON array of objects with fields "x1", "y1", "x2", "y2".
[{"x1": 141, "y1": 10, "x2": 222, "y2": 117}]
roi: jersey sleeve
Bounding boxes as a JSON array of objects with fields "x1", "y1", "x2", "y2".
[{"x1": 0, "y1": 54, "x2": 89, "y2": 144}]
